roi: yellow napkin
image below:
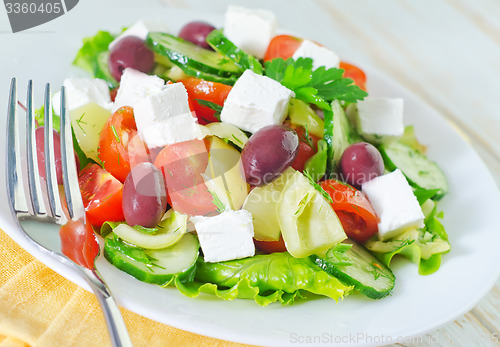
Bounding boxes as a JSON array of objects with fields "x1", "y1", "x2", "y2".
[{"x1": 0, "y1": 229, "x2": 254, "y2": 347}]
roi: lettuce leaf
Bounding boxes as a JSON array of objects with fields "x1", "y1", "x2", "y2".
[
  {"x1": 170, "y1": 252, "x2": 353, "y2": 306},
  {"x1": 73, "y1": 31, "x2": 118, "y2": 88},
  {"x1": 365, "y1": 204, "x2": 450, "y2": 275}
]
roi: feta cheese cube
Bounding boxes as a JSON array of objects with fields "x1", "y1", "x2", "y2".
[
  {"x1": 349, "y1": 97, "x2": 405, "y2": 144},
  {"x1": 109, "y1": 20, "x2": 169, "y2": 49},
  {"x1": 292, "y1": 39, "x2": 340, "y2": 70},
  {"x1": 113, "y1": 68, "x2": 202, "y2": 147},
  {"x1": 113, "y1": 68, "x2": 165, "y2": 113},
  {"x1": 224, "y1": 6, "x2": 277, "y2": 59},
  {"x1": 190, "y1": 209, "x2": 255, "y2": 263},
  {"x1": 362, "y1": 169, "x2": 425, "y2": 241},
  {"x1": 220, "y1": 70, "x2": 294, "y2": 133},
  {"x1": 52, "y1": 77, "x2": 112, "y2": 112}
]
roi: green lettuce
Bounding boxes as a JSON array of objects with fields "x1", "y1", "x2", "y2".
[
  {"x1": 365, "y1": 202, "x2": 450, "y2": 275},
  {"x1": 170, "y1": 252, "x2": 353, "y2": 306},
  {"x1": 73, "y1": 30, "x2": 118, "y2": 88}
]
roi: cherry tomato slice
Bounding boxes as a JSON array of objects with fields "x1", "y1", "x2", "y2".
[
  {"x1": 98, "y1": 106, "x2": 138, "y2": 182},
  {"x1": 320, "y1": 179, "x2": 378, "y2": 243},
  {"x1": 288, "y1": 124, "x2": 320, "y2": 172},
  {"x1": 264, "y1": 35, "x2": 303, "y2": 62},
  {"x1": 154, "y1": 139, "x2": 217, "y2": 216},
  {"x1": 179, "y1": 77, "x2": 232, "y2": 125},
  {"x1": 254, "y1": 235, "x2": 288, "y2": 254},
  {"x1": 79, "y1": 163, "x2": 124, "y2": 226},
  {"x1": 339, "y1": 61, "x2": 367, "y2": 91},
  {"x1": 60, "y1": 219, "x2": 99, "y2": 269}
]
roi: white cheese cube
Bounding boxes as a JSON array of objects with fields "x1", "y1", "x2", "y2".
[
  {"x1": 292, "y1": 39, "x2": 340, "y2": 70},
  {"x1": 190, "y1": 209, "x2": 255, "y2": 263},
  {"x1": 362, "y1": 169, "x2": 425, "y2": 241},
  {"x1": 113, "y1": 68, "x2": 165, "y2": 113},
  {"x1": 224, "y1": 5, "x2": 277, "y2": 59},
  {"x1": 113, "y1": 69, "x2": 201, "y2": 147},
  {"x1": 109, "y1": 20, "x2": 169, "y2": 49},
  {"x1": 350, "y1": 97, "x2": 405, "y2": 144},
  {"x1": 220, "y1": 70, "x2": 294, "y2": 133},
  {"x1": 132, "y1": 82, "x2": 202, "y2": 148},
  {"x1": 52, "y1": 77, "x2": 112, "y2": 112}
]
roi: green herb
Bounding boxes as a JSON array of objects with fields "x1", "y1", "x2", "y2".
[
  {"x1": 111, "y1": 125, "x2": 120, "y2": 143},
  {"x1": 295, "y1": 192, "x2": 311, "y2": 215},
  {"x1": 195, "y1": 99, "x2": 222, "y2": 121},
  {"x1": 368, "y1": 267, "x2": 381, "y2": 280},
  {"x1": 303, "y1": 170, "x2": 333, "y2": 203},
  {"x1": 264, "y1": 57, "x2": 367, "y2": 110},
  {"x1": 76, "y1": 113, "x2": 87, "y2": 134},
  {"x1": 301, "y1": 124, "x2": 314, "y2": 148},
  {"x1": 210, "y1": 190, "x2": 226, "y2": 213}
]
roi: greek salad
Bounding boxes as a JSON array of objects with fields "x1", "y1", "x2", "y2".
[{"x1": 39, "y1": 5, "x2": 450, "y2": 306}]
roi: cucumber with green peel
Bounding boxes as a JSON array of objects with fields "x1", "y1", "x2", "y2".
[
  {"x1": 324, "y1": 100, "x2": 362, "y2": 175},
  {"x1": 379, "y1": 141, "x2": 448, "y2": 198},
  {"x1": 311, "y1": 239, "x2": 395, "y2": 299},
  {"x1": 178, "y1": 64, "x2": 239, "y2": 85},
  {"x1": 108, "y1": 210, "x2": 188, "y2": 250},
  {"x1": 206, "y1": 29, "x2": 263, "y2": 74},
  {"x1": 104, "y1": 232, "x2": 199, "y2": 285},
  {"x1": 146, "y1": 32, "x2": 242, "y2": 77},
  {"x1": 96, "y1": 51, "x2": 118, "y2": 88}
]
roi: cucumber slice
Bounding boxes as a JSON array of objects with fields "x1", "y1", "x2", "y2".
[
  {"x1": 176, "y1": 64, "x2": 239, "y2": 85},
  {"x1": 112, "y1": 210, "x2": 187, "y2": 249},
  {"x1": 104, "y1": 232, "x2": 199, "y2": 285},
  {"x1": 311, "y1": 239, "x2": 395, "y2": 299},
  {"x1": 324, "y1": 100, "x2": 361, "y2": 174},
  {"x1": 146, "y1": 32, "x2": 242, "y2": 77},
  {"x1": 379, "y1": 141, "x2": 448, "y2": 198},
  {"x1": 206, "y1": 29, "x2": 263, "y2": 74},
  {"x1": 331, "y1": 100, "x2": 362, "y2": 168},
  {"x1": 277, "y1": 170, "x2": 346, "y2": 258},
  {"x1": 96, "y1": 51, "x2": 118, "y2": 88}
]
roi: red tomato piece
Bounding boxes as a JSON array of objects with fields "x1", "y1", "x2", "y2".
[
  {"x1": 339, "y1": 61, "x2": 367, "y2": 91},
  {"x1": 109, "y1": 87, "x2": 118, "y2": 102},
  {"x1": 320, "y1": 179, "x2": 378, "y2": 243},
  {"x1": 154, "y1": 139, "x2": 217, "y2": 216},
  {"x1": 98, "y1": 106, "x2": 138, "y2": 182},
  {"x1": 127, "y1": 133, "x2": 154, "y2": 169},
  {"x1": 288, "y1": 125, "x2": 320, "y2": 172},
  {"x1": 264, "y1": 34, "x2": 303, "y2": 62},
  {"x1": 79, "y1": 163, "x2": 124, "y2": 226},
  {"x1": 254, "y1": 235, "x2": 287, "y2": 254},
  {"x1": 179, "y1": 77, "x2": 232, "y2": 125},
  {"x1": 60, "y1": 219, "x2": 99, "y2": 269}
]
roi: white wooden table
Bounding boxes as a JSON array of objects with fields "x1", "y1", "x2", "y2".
[{"x1": 159, "y1": 0, "x2": 500, "y2": 345}]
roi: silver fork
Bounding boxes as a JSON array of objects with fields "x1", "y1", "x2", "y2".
[{"x1": 6, "y1": 78, "x2": 133, "y2": 347}]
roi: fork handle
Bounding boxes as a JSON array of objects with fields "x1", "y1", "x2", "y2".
[{"x1": 81, "y1": 268, "x2": 133, "y2": 347}]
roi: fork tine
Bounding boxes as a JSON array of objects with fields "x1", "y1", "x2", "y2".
[
  {"x1": 26, "y1": 80, "x2": 47, "y2": 216},
  {"x1": 60, "y1": 87, "x2": 85, "y2": 221},
  {"x1": 6, "y1": 78, "x2": 29, "y2": 215},
  {"x1": 43, "y1": 83, "x2": 63, "y2": 219}
]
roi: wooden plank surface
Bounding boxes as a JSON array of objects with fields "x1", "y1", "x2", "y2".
[{"x1": 159, "y1": 0, "x2": 500, "y2": 345}]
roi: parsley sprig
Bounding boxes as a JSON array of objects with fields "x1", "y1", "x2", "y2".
[{"x1": 264, "y1": 57, "x2": 368, "y2": 110}]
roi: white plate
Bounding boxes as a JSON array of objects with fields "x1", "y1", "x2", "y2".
[{"x1": 1, "y1": 2, "x2": 500, "y2": 346}]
